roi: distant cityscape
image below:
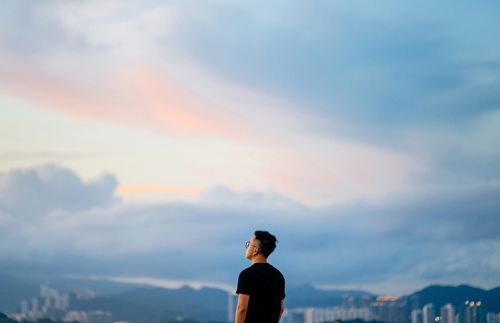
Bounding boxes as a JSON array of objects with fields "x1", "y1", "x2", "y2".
[
  {"x1": 282, "y1": 295, "x2": 500, "y2": 323},
  {"x1": 8, "y1": 283, "x2": 127, "y2": 323},
  {"x1": 2, "y1": 282, "x2": 500, "y2": 323}
]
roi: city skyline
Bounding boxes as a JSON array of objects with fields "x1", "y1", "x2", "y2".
[
  {"x1": 1, "y1": 0, "x2": 500, "y2": 295},
  {"x1": 6, "y1": 279, "x2": 499, "y2": 323}
]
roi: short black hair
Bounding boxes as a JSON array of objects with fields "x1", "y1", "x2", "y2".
[{"x1": 254, "y1": 230, "x2": 277, "y2": 258}]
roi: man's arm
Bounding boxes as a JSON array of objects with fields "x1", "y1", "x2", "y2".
[
  {"x1": 235, "y1": 293, "x2": 250, "y2": 323},
  {"x1": 279, "y1": 299, "x2": 285, "y2": 321}
]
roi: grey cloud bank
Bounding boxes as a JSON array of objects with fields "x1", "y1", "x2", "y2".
[
  {"x1": 0, "y1": 165, "x2": 498, "y2": 295},
  {"x1": 0, "y1": 164, "x2": 118, "y2": 217}
]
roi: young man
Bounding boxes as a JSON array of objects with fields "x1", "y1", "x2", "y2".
[{"x1": 236, "y1": 230, "x2": 285, "y2": 323}]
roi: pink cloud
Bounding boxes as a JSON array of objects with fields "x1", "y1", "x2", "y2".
[
  {"x1": 261, "y1": 141, "x2": 428, "y2": 205},
  {"x1": 117, "y1": 183, "x2": 202, "y2": 197},
  {"x1": 114, "y1": 66, "x2": 243, "y2": 137},
  {"x1": 0, "y1": 63, "x2": 428, "y2": 206},
  {"x1": 0, "y1": 64, "x2": 246, "y2": 140}
]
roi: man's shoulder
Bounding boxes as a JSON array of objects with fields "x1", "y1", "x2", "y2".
[
  {"x1": 255, "y1": 263, "x2": 285, "y2": 282},
  {"x1": 238, "y1": 265, "x2": 255, "y2": 278},
  {"x1": 265, "y1": 263, "x2": 284, "y2": 276}
]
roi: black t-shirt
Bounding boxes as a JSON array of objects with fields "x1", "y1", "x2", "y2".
[{"x1": 236, "y1": 263, "x2": 286, "y2": 323}]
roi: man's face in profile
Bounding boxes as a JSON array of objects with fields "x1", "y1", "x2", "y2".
[{"x1": 245, "y1": 235, "x2": 259, "y2": 260}]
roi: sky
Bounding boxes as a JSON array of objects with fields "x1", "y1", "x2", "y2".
[{"x1": 0, "y1": 0, "x2": 499, "y2": 296}]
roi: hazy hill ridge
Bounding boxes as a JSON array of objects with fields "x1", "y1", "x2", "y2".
[{"x1": 1, "y1": 272, "x2": 500, "y2": 322}]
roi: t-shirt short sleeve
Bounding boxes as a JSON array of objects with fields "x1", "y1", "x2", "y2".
[{"x1": 236, "y1": 269, "x2": 252, "y2": 295}]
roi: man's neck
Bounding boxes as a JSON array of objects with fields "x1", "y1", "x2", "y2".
[{"x1": 251, "y1": 255, "x2": 268, "y2": 264}]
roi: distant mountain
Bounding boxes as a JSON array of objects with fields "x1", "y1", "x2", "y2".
[
  {"x1": 71, "y1": 285, "x2": 229, "y2": 323},
  {"x1": 113, "y1": 286, "x2": 228, "y2": 322},
  {"x1": 57, "y1": 275, "x2": 148, "y2": 296},
  {"x1": 0, "y1": 272, "x2": 39, "y2": 312},
  {"x1": 406, "y1": 284, "x2": 500, "y2": 312},
  {"x1": 485, "y1": 287, "x2": 500, "y2": 313},
  {"x1": 3, "y1": 271, "x2": 500, "y2": 323},
  {"x1": 71, "y1": 294, "x2": 159, "y2": 323}
]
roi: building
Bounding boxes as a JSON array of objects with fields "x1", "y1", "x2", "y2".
[
  {"x1": 372, "y1": 295, "x2": 404, "y2": 323},
  {"x1": 486, "y1": 312, "x2": 500, "y2": 323},
  {"x1": 422, "y1": 304, "x2": 436, "y2": 323},
  {"x1": 281, "y1": 306, "x2": 374, "y2": 323},
  {"x1": 459, "y1": 301, "x2": 486, "y2": 323},
  {"x1": 281, "y1": 308, "x2": 309, "y2": 323},
  {"x1": 441, "y1": 303, "x2": 456, "y2": 323},
  {"x1": 18, "y1": 283, "x2": 70, "y2": 321},
  {"x1": 63, "y1": 310, "x2": 112, "y2": 323},
  {"x1": 412, "y1": 309, "x2": 423, "y2": 323}
]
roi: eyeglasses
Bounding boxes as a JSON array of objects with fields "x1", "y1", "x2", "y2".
[{"x1": 245, "y1": 241, "x2": 258, "y2": 249}]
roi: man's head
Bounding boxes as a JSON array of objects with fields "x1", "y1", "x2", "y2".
[{"x1": 246, "y1": 230, "x2": 277, "y2": 260}]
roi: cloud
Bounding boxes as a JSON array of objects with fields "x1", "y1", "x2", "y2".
[
  {"x1": 0, "y1": 1, "x2": 67, "y2": 55},
  {"x1": 173, "y1": 0, "x2": 500, "y2": 130},
  {"x1": 0, "y1": 164, "x2": 118, "y2": 217},
  {"x1": 200, "y1": 186, "x2": 304, "y2": 209},
  {"x1": 2, "y1": 0, "x2": 500, "y2": 140},
  {"x1": 392, "y1": 183, "x2": 500, "y2": 242},
  {"x1": 0, "y1": 1, "x2": 438, "y2": 206},
  {"x1": 0, "y1": 1, "x2": 244, "y2": 139},
  {"x1": 0, "y1": 165, "x2": 499, "y2": 294},
  {"x1": 1, "y1": 0, "x2": 500, "y2": 294}
]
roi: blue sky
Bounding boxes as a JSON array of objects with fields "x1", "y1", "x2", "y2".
[{"x1": 0, "y1": 0, "x2": 499, "y2": 295}]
